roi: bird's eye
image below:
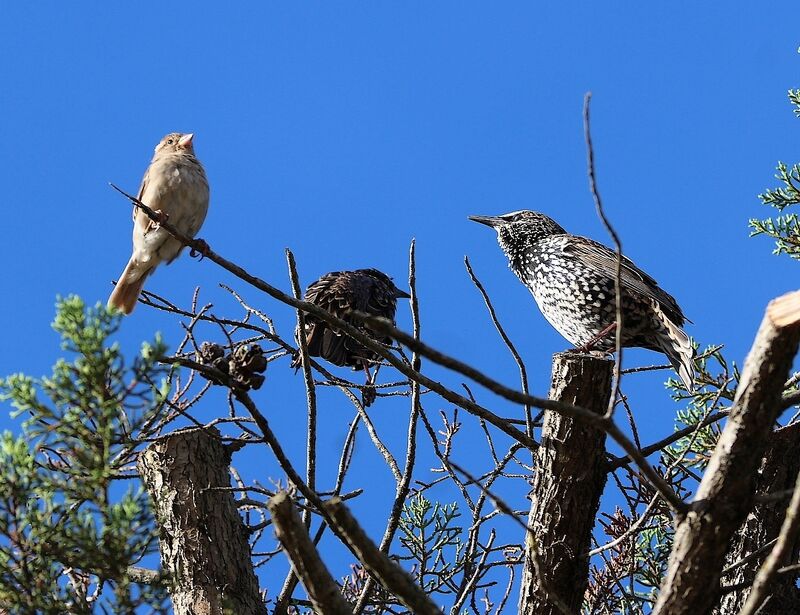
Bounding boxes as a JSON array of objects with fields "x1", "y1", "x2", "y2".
[{"x1": 166, "y1": 139, "x2": 174, "y2": 145}]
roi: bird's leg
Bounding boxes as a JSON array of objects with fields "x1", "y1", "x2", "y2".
[
  {"x1": 574, "y1": 322, "x2": 617, "y2": 353},
  {"x1": 190, "y1": 239, "x2": 211, "y2": 260},
  {"x1": 361, "y1": 361, "x2": 377, "y2": 408}
]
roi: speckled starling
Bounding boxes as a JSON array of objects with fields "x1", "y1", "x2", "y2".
[
  {"x1": 293, "y1": 268, "x2": 411, "y2": 405},
  {"x1": 470, "y1": 210, "x2": 694, "y2": 391}
]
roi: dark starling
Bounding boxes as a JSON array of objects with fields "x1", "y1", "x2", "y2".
[
  {"x1": 293, "y1": 268, "x2": 411, "y2": 406},
  {"x1": 470, "y1": 210, "x2": 694, "y2": 391}
]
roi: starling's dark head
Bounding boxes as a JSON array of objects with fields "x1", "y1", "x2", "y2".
[
  {"x1": 469, "y1": 210, "x2": 566, "y2": 252},
  {"x1": 357, "y1": 268, "x2": 412, "y2": 300}
]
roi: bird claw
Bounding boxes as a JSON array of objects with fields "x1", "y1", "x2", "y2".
[
  {"x1": 361, "y1": 387, "x2": 377, "y2": 408},
  {"x1": 190, "y1": 239, "x2": 210, "y2": 260},
  {"x1": 289, "y1": 350, "x2": 303, "y2": 373},
  {"x1": 147, "y1": 210, "x2": 169, "y2": 232}
]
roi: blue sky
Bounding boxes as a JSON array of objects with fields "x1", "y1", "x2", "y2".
[{"x1": 1, "y1": 2, "x2": 798, "y2": 608}]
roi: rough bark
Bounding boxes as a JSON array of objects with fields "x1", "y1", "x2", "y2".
[
  {"x1": 715, "y1": 424, "x2": 800, "y2": 614},
  {"x1": 138, "y1": 427, "x2": 264, "y2": 615},
  {"x1": 518, "y1": 351, "x2": 613, "y2": 615},
  {"x1": 267, "y1": 492, "x2": 353, "y2": 614},
  {"x1": 653, "y1": 290, "x2": 800, "y2": 615}
]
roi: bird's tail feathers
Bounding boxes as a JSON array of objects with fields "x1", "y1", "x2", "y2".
[
  {"x1": 107, "y1": 259, "x2": 152, "y2": 315},
  {"x1": 652, "y1": 302, "x2": 695, "y2": 392}
]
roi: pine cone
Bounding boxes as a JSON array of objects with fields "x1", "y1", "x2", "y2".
[{"x1": 228, "y1": 344, "x2": 267, "y2": 391}]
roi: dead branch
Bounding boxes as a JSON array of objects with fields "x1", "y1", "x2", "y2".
[
  {"x1": 354, "y1": 240, "x2": 423, "y2": 614},
  {"x1": 324, "y1": 498, "x2": 443, "y2": 615},
  {"x1": 360, "y1": 314, "x2": 686, "y2": 513},
  {"x1": 653, "y1": 290, "x2": 800, "y2": 615},
  {"x1": 267, "y1": 492, "x2": 354, "y2": 615},
  {"x1": 464, "y1": 255, "x2": 535, "y2": 437},
  {"x1": 583, "y1": 91, "x2": 624, "y2": 418},
  {"x1": 114, "y1": 181, "x2": 540, "y2": 451}
]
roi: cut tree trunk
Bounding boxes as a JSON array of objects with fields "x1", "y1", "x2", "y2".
[
  {"x1": 653, "y1": 290, "x2": 800, "y2": 615},
  {"x1": 715, "y1": 423, "x2": 800, "y2": 614},
  {"x1": 517, "y1": 351, "x2": 613, "y2": 615},
  {"x1": 138, "y1": 427, "x2": 264, "y2": 615}
]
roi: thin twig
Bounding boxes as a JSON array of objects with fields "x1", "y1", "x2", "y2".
[
  {"x1": 465, "y1": 256, "x2": 535, "y2": 440},
  {"x1": 606, "y1": 410, "x2": 730, "y2": 470},
  {"x1": 286, "y1": 249, "x2": 317, "y2": 529},
  {"x1": 360, "y1": 315, "x2": 686, "y2": 513},
  {"x1": 583, "y1": 91, "x2": 624, "y2": 419},
  {"x1": 354, "y1": 239, "x2": 423, "y2": 614},
  {"x1": 110, "y1": 181, "x2": 538, "y2": 451},
  {"x1": 272, "y1": 251, "x2": 320, "y2": 614}
]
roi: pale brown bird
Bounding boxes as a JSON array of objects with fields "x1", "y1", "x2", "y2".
[{"x1": 108, "y1": 132, "x2": 210, "y2": 314}]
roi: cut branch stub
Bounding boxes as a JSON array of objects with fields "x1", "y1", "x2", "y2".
[
  {"x1": 654, "y1": 290, "x2": 800, "y2": 615},
  {"x1": 518, "y1": 351, "x2": 613, "y2": 615},
  {"x1": 137, "y1": 427, "x2": 264, "y2": 615}
]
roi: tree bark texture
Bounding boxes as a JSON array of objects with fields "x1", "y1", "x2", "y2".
[
  {"x1": 715, "y1": 423, "x2": 800, "y2": 614},
  {"x1": 518, "y1": 351, "x2": 613, "y2": 615},
  {"x1": 138, "y1": 427, "x2": 264, "y2": 615},
  {"x1": 653, "y1": 290, "x2": 800, "y2": 615}
]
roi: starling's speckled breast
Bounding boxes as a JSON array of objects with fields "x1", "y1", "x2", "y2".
[
  {"x1": 470, "y1": 210, "x2": 695, "y2": 391},
  {"x1": 513, "y1": 235, "x2": 660, "y2": 351}
]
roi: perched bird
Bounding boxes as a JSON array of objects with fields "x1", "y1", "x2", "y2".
[
  {"x1": 469, "y1": 210, "x2": 694, "y2": 390},
  {"x1": 108, "y1": 132, "x2": 210, "y2": 314},
  {"x1": 293, "y1": 269, "x2": 411, "y2": 406}
]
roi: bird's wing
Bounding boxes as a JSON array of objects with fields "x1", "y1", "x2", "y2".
[
  {"x1": 132, "y1": 169, "x2": 150, "y2": 224},
  {"x1": 305, "y1": 273, "x2": 354, "y2": 319},
  {"x1": 565, "y1": 237, "x2": 688, "y2": 325},
  {"x1": 301, "y1": 273, "x2": 361, "y2": 367}
]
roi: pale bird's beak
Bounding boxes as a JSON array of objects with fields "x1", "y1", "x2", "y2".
[
  {"x1": 468, "y1": 215, "x2": 504, "y2": 228},
  {"x1": 178, "y1": 133, "x2": 194, "y2": 149}
]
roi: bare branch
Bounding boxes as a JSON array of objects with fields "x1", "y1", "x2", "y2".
[
  {"x1": 267, "y1": 492, "x2": 354, "y2": 615},
  {"x1": 354, "y1": 239, "x2": 423, "y2": 614},
  {"x1": 583, "y1": 91, "x2": 624, "y2": 418},
  {"x1": 324, "y1": 498, "x2": 443, "y2": 615},
  {"x1": 111, "y1": 181, "x2": 537, "y2": 451},
  {"x1": 653, "y1": 290, "x2": 800, "y2": 615},
  {"x1": 285, "y1": 249, "x2": 318, "y2": 522},
  {"x1": 464, "y1": 256, "x2": 536, "y2": 437},
  {"x1": 361, "y1": 315, "x2": 686, "y2": 513},
  {"x1": 607, "y1": 410, "x2": 730, "y2": 470}
]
